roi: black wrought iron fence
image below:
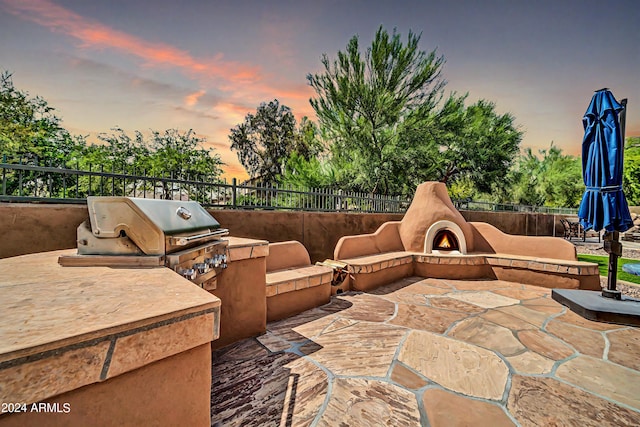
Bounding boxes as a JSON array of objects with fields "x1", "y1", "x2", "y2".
[
  {"x1": 0, "y1": 157, "x2": 577, "y2": 214},
  {"x1": 452, "y1": 199, "x2": 577, "y2": 215},
  {"x1": 0, "y1": 157, "x2": 410, "y2": 212}
]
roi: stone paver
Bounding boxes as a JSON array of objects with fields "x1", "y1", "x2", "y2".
[
  {"x1": 449, "y1": 317, "x2": 526, "y2": 356},
  {"x1": 389, "y1": 303, "x2": 468, "y2": 333},
  {"x1": 506, "y1": 351, "x2": 555, "y2": 375},
  {"x1": 517, "y1": 329, "x2": 574, "y2": 360},
  {"x1": 398, "y1": 330, "x2": 509, "y2": 399},
  {"x1": 556, "y1": 356, "x2": 640, "y2": 408},
  {"x1": 607, "y1": 328, "x2": 640, "y2": 371},
  {"x1": 318, "y1": 378, "x2": 421, "y2": 426},
  {"x1": 546, "y1": 319, "x2": 605, "y2": 358},
  {"x1": 428, "y1": 296, "x2": 486, "y2": 313},
  {"x1": 445, "y1": 290, "x2": 520, "y2": 308},
  {"x1": 211, "y1": 277, "x2": 640, "y2": 426},
  {"x1": 423, "y1": 388, "x2": 516, "y2": 427},
  {"x1": 508, "y1": 375, "x2": 640, "y2": 427},
  {"x1": 307, "y1": 322, "x2": 406, "y2": 377}
]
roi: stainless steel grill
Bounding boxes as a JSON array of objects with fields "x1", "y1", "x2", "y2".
[{"x1": 59, "y1": 196, "x2": 229, "y2": 288}]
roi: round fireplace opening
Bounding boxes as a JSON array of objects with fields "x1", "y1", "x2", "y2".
[{"x1": 432, "y1": 229, "x2": 459, "y2": 252}]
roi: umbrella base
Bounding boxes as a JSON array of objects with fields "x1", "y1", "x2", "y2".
[
  {"x1": 602, "y1": 289, "x2": 622, "y2": 300},
  {"x1": 552, "y1": 289, "x2": 640, "y2": 327}
]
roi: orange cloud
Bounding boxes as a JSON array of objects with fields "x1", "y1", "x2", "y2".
[
  {"x1": 1, "y1": 0, "x2": 260, "y2": 83},
  {"x1": 184, "y1": 90, "x2": 206, "y2": 107}
]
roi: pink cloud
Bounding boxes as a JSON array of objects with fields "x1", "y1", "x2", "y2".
[
  {"x1": 184, "y1": 90, "x2": 206, "y2": 107},
  {"x1": 1, "y1": 0, "x2": 260, "y2": 83}
]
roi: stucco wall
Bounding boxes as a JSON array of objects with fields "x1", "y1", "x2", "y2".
[
  {"x1": 0, "y1": 203, "x2": 564, "y2": 262},
  {"x1": 0, "y1": 204, "x2": 89, "y2": 259}
]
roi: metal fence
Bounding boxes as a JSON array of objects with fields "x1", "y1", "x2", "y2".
[
  {"x1": 0, "y1": 157, "x2": 577, "y2": 215},
  {"x1": 0, "y1": 158, "x2": 410, "y2": 212}
]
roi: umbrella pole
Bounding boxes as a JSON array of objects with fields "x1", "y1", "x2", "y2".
[{"x1": 603, "y1": 231, "x2": 622, "y2": 300}]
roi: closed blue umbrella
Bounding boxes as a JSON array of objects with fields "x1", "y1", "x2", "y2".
[
  {"x1": 552, "y1": 91, "x2": 638, "y2": 322},
  {"x1": 578, "y1": 89, "x2": 632, "y2": 299},
  {"x1": 578, "y1": 89, "x2": 633, "y2": 233}
]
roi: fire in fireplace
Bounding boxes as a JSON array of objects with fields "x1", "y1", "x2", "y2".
[{"x1": 433, "y1": 229, "x2": 459, "y2": 252}]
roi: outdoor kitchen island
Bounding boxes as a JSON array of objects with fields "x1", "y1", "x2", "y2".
[{"x1": 0, "y1": 249, "x2": 220, "y2": 427}]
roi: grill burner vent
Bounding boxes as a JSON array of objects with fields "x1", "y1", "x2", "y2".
[{"x1": 433, "y1": 230, "x2": 459, "y2": 251}]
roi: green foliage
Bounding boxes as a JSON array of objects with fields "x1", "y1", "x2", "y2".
[
  {"x1": 447, "y1": 176, "x2": 477, "y2": 201},
  {"x1": 0, "y1": 71, "x2": 79, "y2": 162},
  {"x1": 433, "y1": 95, "x2": 522, "y2": 193},
  {"x1": 624, "y1": 137, "x2": 640, "y2": 206},
  {"x1": 308, "y1": 26, "x2": 444, "y2": 195},
  {"x1": 307, "y1": 26, "x2": 522, "y2": 196},
  {"x1": 280, "y1": 152, "x2": 339, "y2": 189},
  {"x1": 73, "y1": 128, "x2": 224, "y2": 199},
  {"x1": 229, "y1": 100, "x2": 319, "y2": 183},
  {"x1": 508, "y1": 144, "x2": 584, "y2": 208}
]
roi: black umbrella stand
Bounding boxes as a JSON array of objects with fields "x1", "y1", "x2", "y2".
[
  {"x1": 602, "y1": 231, "x2": 622, "y2": 299},
  {"x1": 603, "y1": 97, "x2": 628, "y2": 300}
]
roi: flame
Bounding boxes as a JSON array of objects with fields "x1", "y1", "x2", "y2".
[{"x1": 438, "y1": 234, "x2": 452, "y2": 249}]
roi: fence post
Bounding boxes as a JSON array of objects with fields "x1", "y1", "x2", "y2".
[
  {"x1": 232, "y1": 177, "x2": 237, "y2": 209},
  {"x1": 2, "y1": 154, "x2": 6, "y2": 196}
]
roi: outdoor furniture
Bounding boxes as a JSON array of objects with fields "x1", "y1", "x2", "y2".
[
  {"x1": 582, "y1": 227, "x2": 601, "y2": 242},
  {"x1": 561, "y1": 218, "x2": 581, "y2": 240},
  {"x1": 561, "y1": 218, "x2": 601, "y2": 242}
]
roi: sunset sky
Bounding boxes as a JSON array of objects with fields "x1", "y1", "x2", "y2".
[{"x1": 1, "y1": 0, "x2": 638, "y2": 180}]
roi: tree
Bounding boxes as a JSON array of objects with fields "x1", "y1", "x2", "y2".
[
  {"x1": 432, "y1": 95, "x2": 522, "y2": 194},
  {"x1": 0, "y1": 71, "x2": 78, "y2": 162},
  {"x1": 308, "y1": 26, "x2": 445, "y2": 194},
  {"x1": 308, "y1": 27, "x2": 521, "y2": 196},
  {"x1": 89, "y1": 128, "x2": 224, "y2": 199},
  {"x1": 623, "y1": 137, "x2": 640, "y2": 206},
  {"x1": 508, "y1": 144, "x2": 584, "y2": 208},
  {"x1": 229, "y1": 100, "x2": 319, "y2": 183}
]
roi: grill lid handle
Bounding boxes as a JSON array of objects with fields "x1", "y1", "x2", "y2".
[
  {"x1": 169, "y1": 228, "x2": 229, "y2": 246},
  {"x1": 176, "y1": 207, "x2": 192, "y2": 220}
]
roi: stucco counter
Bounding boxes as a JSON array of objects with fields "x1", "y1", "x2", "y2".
[
  {"x1": 210, "y1": 237, "x2": 269, "y2": 349},
  {"x1": 0, "y1": 249, "x2": 220, "y2": 426}
]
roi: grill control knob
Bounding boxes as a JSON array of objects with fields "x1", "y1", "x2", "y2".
[
  {"x1": 205, "y1": 257, "x2": 218, "y2": 268},
  {"x1": 194, "y1": 263, "x2": 209, "y2": 274},
  {"x1": 178, "y1": 268, "x2": 197, "y2": 280}
]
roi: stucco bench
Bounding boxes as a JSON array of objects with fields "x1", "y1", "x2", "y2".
[
  {"x1": 412, "y1": 253, "x2": 600, "y2": 290},
  {"x1": 337, "y1": 252, "x2": 601, "y2": 293},
  {"x1": 338, "y1": 251, "x2": 414, "y2": 292},
  {"x1": 265, "y1": 241, "x2": 333, "y2": 321}
]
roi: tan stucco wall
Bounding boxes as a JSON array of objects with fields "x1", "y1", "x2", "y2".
[
  {"x1": 211, "y1": 209, "x2": 405, "y2": 263},
  {"x1": 0, "y1": 203, "x2": 564, "y2": 262},
  {"x1": 0, "y1": 204, "x2": 88, "y2": 259},
  {"x1": 210, "y1": 257, "x2": 267, "y2": 350},
  {"x1": 0, "y1": 344, "x2": 212, "y2": 427},
  {"x1": 267, "y1": 284, "x2": 331, "y2": 322}
]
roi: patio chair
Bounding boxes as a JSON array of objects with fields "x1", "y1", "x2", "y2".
[{"x1": 560, "y1": 218, "x2": 581, "y2": 241}]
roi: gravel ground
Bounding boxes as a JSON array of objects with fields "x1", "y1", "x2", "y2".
[{"x1": 573, "y1": 240, "x2": 640, "y2": 299}]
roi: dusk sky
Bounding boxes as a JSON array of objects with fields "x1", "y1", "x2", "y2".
[{"x1": 1, "y1": 0, "x2": 638, "y2": 180}]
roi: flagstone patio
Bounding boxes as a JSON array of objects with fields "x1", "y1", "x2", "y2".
[{"x1": 210, "y1": 277, "x2": 640, "y2": 426}]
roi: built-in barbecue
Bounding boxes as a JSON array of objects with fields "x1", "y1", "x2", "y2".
[{"x1": 59, "y1": 196, "x2": 229, "y2": 288}]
